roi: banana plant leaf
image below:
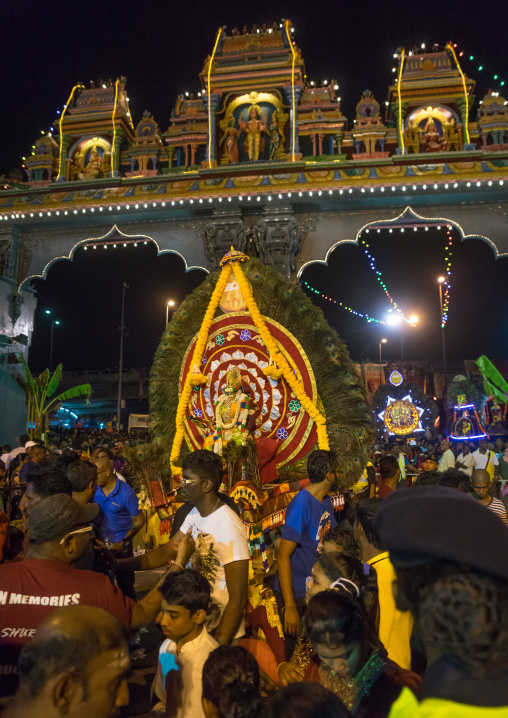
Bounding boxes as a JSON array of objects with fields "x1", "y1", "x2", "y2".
[
  {"x1": 476, "y1": 355, "x2": 508, "y2": 403},
  {"x1": 46, "y1": 364, "x2": 63, "y2": 397},
  {"x1": 36, "y1": 368, "x2": 50, "y2": 392},
  {"x1": 44, "y1": 383, "x2": 92, "y2": 412}
]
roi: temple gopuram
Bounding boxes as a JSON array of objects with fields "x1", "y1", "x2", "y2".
[{"x1": 1, "y1": 22, "x2": 508, "y2": 439}]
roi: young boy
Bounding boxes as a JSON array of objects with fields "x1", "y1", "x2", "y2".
[{"x1": 153, "y1": 569, "x2": 218, "y2": 716}]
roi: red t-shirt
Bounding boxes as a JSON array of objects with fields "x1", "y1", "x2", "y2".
[
  {"x1": 0, "y1": 558, "x2": 134, "y2": 697},
  {"x1": 377, "y1": 483, "x2": 394, "y2": 499}
]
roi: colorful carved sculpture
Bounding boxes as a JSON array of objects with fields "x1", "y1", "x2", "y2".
[
  {"x1": 239, "y1": 105, "x2": 267, "y2": 161},
  {"x1": 420, "y1": 119, "x2": 448, "y2": 152}
]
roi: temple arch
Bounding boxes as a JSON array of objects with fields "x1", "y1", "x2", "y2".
[
  {"x1": 18, "y1": 223, "x2": 209, "y2": 291},
  {"x1": 298, "y1": 204, "x2": 508, "y2": 277}
]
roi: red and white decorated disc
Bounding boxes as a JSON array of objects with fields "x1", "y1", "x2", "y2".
[{"x1": 179, "y1": 312, "x2": 318, "y2": 468}]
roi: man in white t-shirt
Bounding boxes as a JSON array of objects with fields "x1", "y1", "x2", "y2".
[
  {"x1": 438, "y1": 439, "x2": 455, "y2": 472},
  {"x1": 455, "y1": 442, "x2": 475, "y2": 477},
  {"x1": 473, "y1": 440, "x2": 500, "y2": 480},
  {"x1": 173, "y1": 450, "x2": 249, "y2": 644}
]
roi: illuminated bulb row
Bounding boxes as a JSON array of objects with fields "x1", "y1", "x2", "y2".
[
  {"x1": 301, "y1": 281, "x2": 386, "y2": 324},
  {"x1": 0, "y1": 179, "x2": 505, "y2": 221}
]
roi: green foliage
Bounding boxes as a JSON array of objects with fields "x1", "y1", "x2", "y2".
[
  {"x1": 17, "y1": 355, "x2": 92, "y2": 437},
  {"x1": 476, "y1": 355, "x2": 508, "y2": 403},
  {"x1": 150, "y1": 258, "x2": 374, "y2": 488}
]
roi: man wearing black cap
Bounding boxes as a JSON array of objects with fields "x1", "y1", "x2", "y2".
[
  {"x1": 0, "y1": 494, "x2": 172, "y2": 699},
  {"x1": 373, "y1": 486, "x2": 508, "y2": 716}
]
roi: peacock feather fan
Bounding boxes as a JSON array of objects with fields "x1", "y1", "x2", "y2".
[{"x1": 150, "y1": 257, "x2": 373, "y2": 491}]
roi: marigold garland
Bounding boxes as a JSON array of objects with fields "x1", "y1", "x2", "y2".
[
  {"x1": 170, "y1": 265, "x2": 231, "y2": 473},
  {"x1": 232, "y1": 263, "x2": 330, "y2": 450}
]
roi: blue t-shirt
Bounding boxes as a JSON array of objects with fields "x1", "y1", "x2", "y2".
[
  {"x1": 93, "y1": 477, "x2": 141, "y2": 543},
  {"x1": 275, "y1": 489, "x2": 337, "y2": 598}
]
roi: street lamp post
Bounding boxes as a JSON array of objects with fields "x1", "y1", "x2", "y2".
[
  {"x1": 166, "y1": 299, "x2": 175, "y2": 327},
  {"x1": 379, "y1": 338, "x2": 387, "y2": 383},
  {"x1": 45, "y1": 310, "x2": 60, "y2": 371},
  {"x1": 437, "y1": 277, "x2": 448, "y2": 385},
  {"x1": 117, "y1": 282, "x2": 129, "y2": 430}
]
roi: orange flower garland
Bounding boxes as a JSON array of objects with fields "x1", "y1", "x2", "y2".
[
  {"x1": 232, "y1": 263, "x2": 330, "y2": 450},
  {"x1": 170, "y1": 265, "x2": 231, "y2": 473}
]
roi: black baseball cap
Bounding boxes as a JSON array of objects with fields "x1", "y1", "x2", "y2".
[
  {"x1": 27, "y1": 494, "x2": 99, "y2": 545},
  {"x1": 373, "y1": 486, "x2": 508, "y2": 581}
]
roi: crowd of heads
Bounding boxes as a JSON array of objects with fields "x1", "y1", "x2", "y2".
[{"x1": 1, "y1": 428, "x2": 508, "y2": 718}]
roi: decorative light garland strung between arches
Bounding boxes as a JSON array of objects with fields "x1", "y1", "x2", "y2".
[
  {"x1": 300, "y1": 281, "x2": 386, "y2": 324},
  {"x1": 358, "y1": 234, "x2": 411, "y2": 323},
  {"x1": 441, "y1": 226, "x2": 453, "y2": 327}
]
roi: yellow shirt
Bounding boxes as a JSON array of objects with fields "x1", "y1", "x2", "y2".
[
  {"x1": 389, "y1": 686, "x2": 508, "y2": 717},
  {"x1": 368, "y1": 552, "x2": 413, "y2": 670}
]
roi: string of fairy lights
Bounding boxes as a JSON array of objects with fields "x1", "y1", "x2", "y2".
[
  {"x1": 359, "y1": 234, "x2": 410, "y2": 323},
  {"x1": 300, "y1": 280, "x2": 386, "y2": 324},
  {"x1": 441, "y1": 226, "x2": 453, "y2": 327},
  {"x1": 301, "y1": 224, "x2": 454, "y2": 330}
]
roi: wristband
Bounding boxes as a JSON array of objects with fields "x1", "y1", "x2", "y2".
[{"x1": 172, "y1": 561, "x2": 184, "y2": 571}]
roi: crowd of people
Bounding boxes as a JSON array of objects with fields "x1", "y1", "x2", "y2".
[{"x1": 0, "y1": 428, "x2": 507, "y2": 717}]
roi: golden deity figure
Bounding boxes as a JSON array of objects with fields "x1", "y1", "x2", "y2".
[
  {"x1": 205, "y1": 365, "x2": 254, "y2": 456},
  {"x1": 239, "y1": 105, "x2": 267, "y2": 161},
  {"x1": 77, "y1": 145, "x2": 103, "y2": 179},
  {"x1": 420, "y1": 119, "x2": 447, "y2": 153}
]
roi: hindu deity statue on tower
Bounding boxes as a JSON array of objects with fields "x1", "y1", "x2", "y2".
[
  {"x1": 267, "y1": 111, "x2": 283, "y2": 160},
  {"x1": 77, "y1": 145, "x2": 104, "y2": 180},
  {"x1": 420, "y1": 119, "x2": 447, "y2": 152},
  {"x1": 220, "y1": 119, "x2": 240, "y2": 164},
  {"x1": 239, "y1": 105, "x2": 267, "y2": 161}
]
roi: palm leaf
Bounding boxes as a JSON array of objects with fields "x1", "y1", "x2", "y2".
[
  {"x1": 476, "y1": 355, "x2": 508, "y2": 403},
  {"x1": 46, "y1": 364, "x2": 63, "y2": 397},
  {"x1": 44, "y1": 383, "x2": 92, "y2": 412}
]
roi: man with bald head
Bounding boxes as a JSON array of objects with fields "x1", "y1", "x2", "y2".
[
  {"x1": 471, "y1": 469, "x2": 508, "y2": 526},
  {"x1": 93, "y1": 456, "x2": 144, "y2": 599},
  {"x1": 2, "y1": 606, "x2": 130, "y2": 718}
]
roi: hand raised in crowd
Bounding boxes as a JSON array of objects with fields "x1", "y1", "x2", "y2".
[
  {"x1": 283, "y1": 604, "x2": 300, "y2": 638},
  {"x1": 174, "y1": 529, "x2": 195, "y2": 566},
  {"x1": 278, "y1": 660, "x2": 304, "y2": 686}
]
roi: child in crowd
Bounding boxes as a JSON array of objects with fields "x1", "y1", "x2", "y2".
[
  {"x1": 202, "y1": 645, "x2": 263, "y2": 718},
  {"x1": 153, "y1": 569, "x2": 218, "y2": 716},
  {"x1": 304, "y1": 590, "x2": 420, "y2": 717}
]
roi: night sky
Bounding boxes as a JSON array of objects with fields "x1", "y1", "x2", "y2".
[{"x1": 2, "y1": 0, "x2": 508, "y2": 372}]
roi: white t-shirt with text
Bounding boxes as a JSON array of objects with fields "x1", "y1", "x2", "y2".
[{"x1": 180, "y1": 504, "x2": 250, "y2": 638}]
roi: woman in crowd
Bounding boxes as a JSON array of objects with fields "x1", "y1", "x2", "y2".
[
  {"x1": 278, "y1": 551, "x2": 379, "y2": 685},
  {"x1": 202, "y1": 645, "x2": 263, "y2": 718},
  {"x1": 303, "y1": 590, "x2": 420, "y2": 717}
]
